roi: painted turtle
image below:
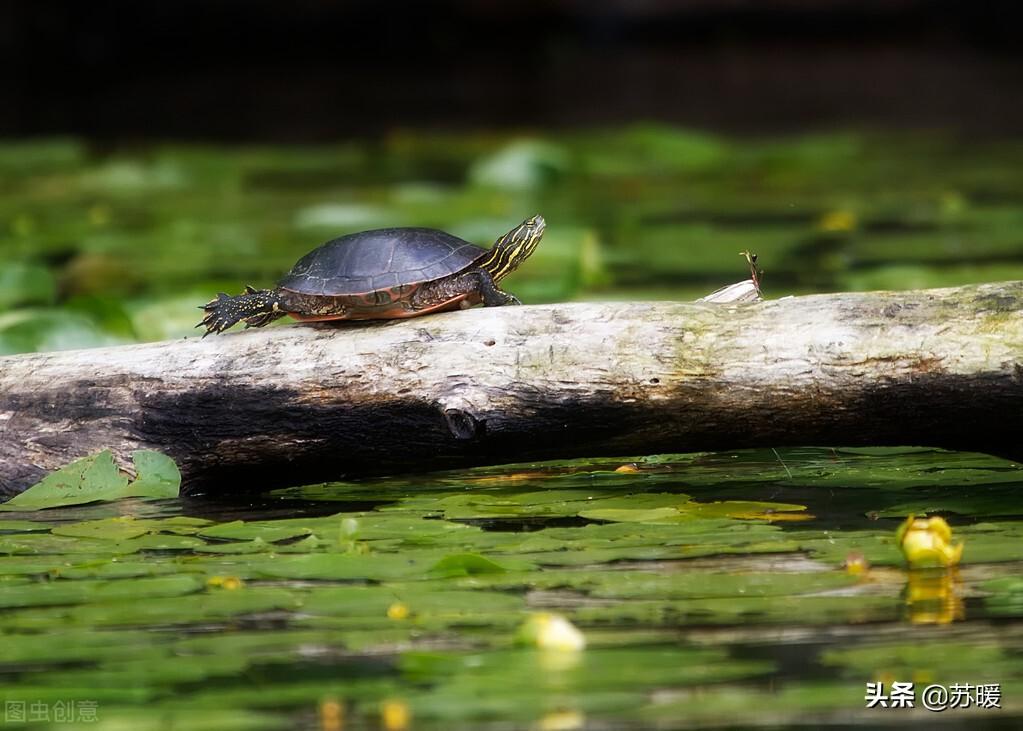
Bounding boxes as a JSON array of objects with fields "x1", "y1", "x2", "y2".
[{"x1": 199, "y1": 215, "x2": 545, "y2": 335}]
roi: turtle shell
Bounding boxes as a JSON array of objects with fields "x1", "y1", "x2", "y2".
[{"x1": 278, "y1": 228, "x2": 485, "y2": 297}]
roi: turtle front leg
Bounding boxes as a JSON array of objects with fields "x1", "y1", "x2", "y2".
[
  {"x1": 197, "y1": 286, "x2": 286, "y2": 336},
  {"x1": 475, "y1": 270, "x2": 521, "y2": 306},
  {"x1": 413, "y1": 269, "x2": 521, "y2": 311}
]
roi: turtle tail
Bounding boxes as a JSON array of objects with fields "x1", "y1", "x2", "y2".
[{"x1": 197, "y1": 286, "x2": 286, "y2": 336}]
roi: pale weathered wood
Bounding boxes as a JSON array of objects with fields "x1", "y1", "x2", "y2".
[{"x1": 1, "y1": 281, "x2": 1021, "y2": 497}]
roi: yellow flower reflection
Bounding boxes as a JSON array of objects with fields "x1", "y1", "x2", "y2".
[
  {"x1": 535, "y1": 709, "x2": 585, "y2": 731},
  {"x1": 904, "y1": 568, "x2": 965, "y2": 625},
  {"x1": 319, "y1": 698, "x2": 344, "y2": 731}
]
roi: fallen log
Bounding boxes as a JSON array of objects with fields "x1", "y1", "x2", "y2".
[{"x1": 1, "y1": 281, "x2": 1021, "y2": 497}]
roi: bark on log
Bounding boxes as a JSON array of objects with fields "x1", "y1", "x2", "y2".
[{"x1": 1, "y1": 281, "x2": 1021, "y2": 497}]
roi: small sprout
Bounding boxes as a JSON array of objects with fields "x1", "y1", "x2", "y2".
[
  {"x1": 517, "y1": 612, "x2": 586, "y2": 652},
  {"x1": 740, "y1": 250, "x2": 762, "y2": 295},
  {"x1": 897, "y1": 515, "x2": 964, "y2": 568},
  {"x1": 338, "y1": 517, "x2": 360, "y2": 553},
  {"x1": 207, "y1": 575, "x2": 244, "y2": 590},
  {"x1": 387, "y1": 601, "x2": 410, "y2": 620},
  {"x1": 843, "y1": 551, "x2": 870, "y2": 576},
  {"x1": 380, "y1": 699, "x2": 410, "y2": 731}
]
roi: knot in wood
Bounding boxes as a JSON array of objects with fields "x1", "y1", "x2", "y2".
[{"x1": 443, "y1": 407, "x2": 483, "y2": 441}]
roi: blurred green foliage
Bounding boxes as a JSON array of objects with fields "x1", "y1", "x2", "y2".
[{"x1": 3, "y1": 128, "x2": 1023, "y2": 354}]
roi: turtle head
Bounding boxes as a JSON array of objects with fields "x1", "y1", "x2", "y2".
[{"x1": 481, "y1": 215, "x2": 546, "y2": 281}]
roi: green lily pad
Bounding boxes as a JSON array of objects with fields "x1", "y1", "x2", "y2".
[
  {"x1": 128, "y1": 449, "x2": 182, "y2": 499},
  {"x1": 0, "y1": 587, "x2": 301, "y2": 630},
  {"x1": 0, "y1": 574, "x2": 202, "y2": 609},
  {"x1": 51, "y1": 517, "x2": 156, "y2": 541},
  {"x1": 983, "y1": 576, "x2": 1023, "y2": 615},
  {"x1": 249, "y1": 552, "x2": 433, "y2": 582},
  {"x1": 877, "y1": 484, "x2": 1023, "y2": 518},
  {"x1": 2, "y1": 451, "x2": 127, "y2": 510},
  {"x1": 199, "y1": 520, "x2": 314, "y2": 543},
  {"x1": 2, "y1": 450, "x2": 181, "y2": 510},
  {"x1": 0, "y1": 520, "x2": 54, "y2": 532},
  {"x1": 195, "y1": 537, "x2": 275, "y2": 554},
  {"x1": 0, "y1": 533, "x2": 136, "y2": 556},
  {"x1": 580, "y1": 506, "x2": 682, "y2": 523},
  {"x1": 580, "y1": 500, "x2": 807, "y2": 524},
  {"x1": 427, "y1": 553, "x2": 511, "y2": 578}
]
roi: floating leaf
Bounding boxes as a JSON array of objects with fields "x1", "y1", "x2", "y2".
[
  {"x1": 249, "y1": 553, "x2": 431, "y2": 582},
  {"x1": 200, "y1": 520, "x2": 313, "y2": 543},
  {"x1": 579, "y1": 507, "x2": 682, "y2": 523},
  {"x1": 0, "y1": 520, "x2": 53, "y2": 533},
  {"x1": 195, "y1": 538, "x2": 274, "y2": 555},
  {"x1": 580, "y1": 500, "x2": 806, "y2": 524},
  {"x1": 3, "y1": 451, "x2": 128, "y2": 510},
  {"x1": 427, "y1": 553, "x2": 510, "y2": 579},
  {"x1": 52, "y1": 517, "x2": 155, "y2": 541},
  {"x1": 2, "y1": 450, "x2": 181, "y2": 510},
  {"x1": 128, "y1": 450, "x2": 182, "y2": 499},
  {"x1": 0, "y1": 574, "x2": 202, "y2": 609}
]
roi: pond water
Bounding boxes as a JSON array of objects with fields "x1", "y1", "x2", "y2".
[
  {"x1": 1, "y1": 129, "x2": 1022, "y2": 728},
  {"x1": 1, "y1": 448, "x2": 1022, "y2": 729}
]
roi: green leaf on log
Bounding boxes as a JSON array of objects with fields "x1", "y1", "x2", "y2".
[{"x1": 2, "y1": 450, "x2": 180, "y2": 510}]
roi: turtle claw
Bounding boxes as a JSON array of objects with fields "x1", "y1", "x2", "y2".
[
  {"x1": 196, "y1": 293, "x2": 236, "y2": 336},
  {"x1": 195, "y1": 288, "x2": 283, "y2": 336}
]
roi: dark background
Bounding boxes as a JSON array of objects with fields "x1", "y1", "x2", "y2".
[{"x1": 2, "y1": 0, "x2": 1020, "y2": 141}]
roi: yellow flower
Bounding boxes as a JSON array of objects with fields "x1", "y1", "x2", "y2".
[
  {"x1": 387, "y1": 602, "x2": 410, "y2": 620},
  {"x1": 842, "y1": 551, "x2": 870, "y2": 576},
  {"x1": 818, "y1": 209, "x2": 857, "y2": 233},
  {"x1": 518, "y1": 612, "x2": 586, "y2": 652},
  {"x1": 381, "y1": 700, "x2": 410, "y2": 731},
  {"x1": 896, "y1": 515, "x2": 964, "y2": 568},
  {"x1": 206, "y1": 575, "x2": 244, "y2": 590}
]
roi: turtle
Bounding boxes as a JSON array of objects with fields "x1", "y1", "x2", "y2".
[{"x1": 198, "y1": 215, "x2": 545, "y2": 335}]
